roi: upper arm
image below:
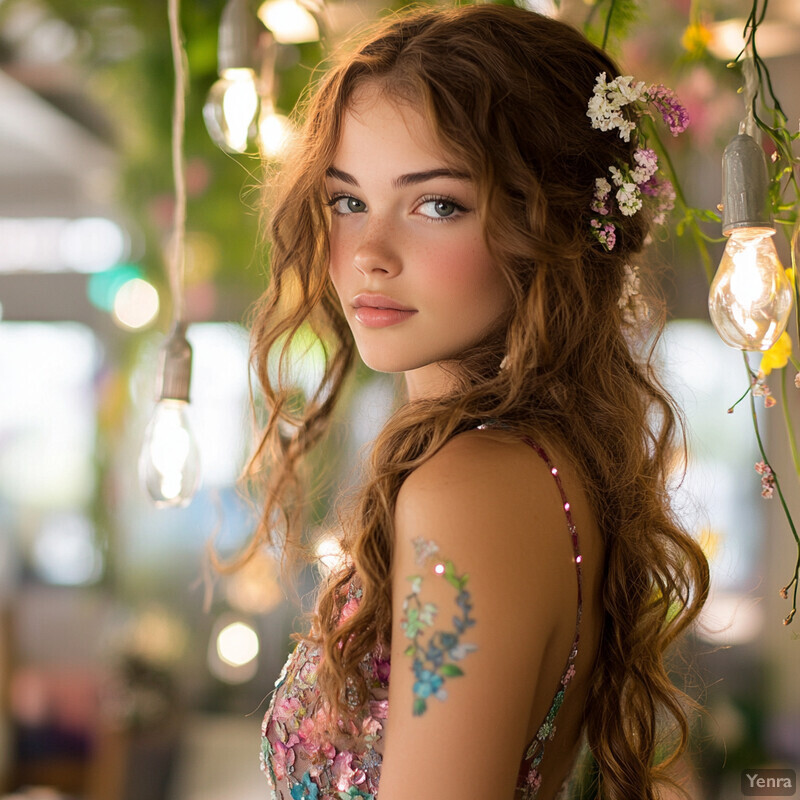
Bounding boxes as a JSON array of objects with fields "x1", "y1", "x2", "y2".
[{"x1": 378, "y1": 432, "x2": 572, "y2": 800}]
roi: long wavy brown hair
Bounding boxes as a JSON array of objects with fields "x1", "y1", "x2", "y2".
[{"x1": 225, "y1": 5, "x2": 710, "y2": 798}]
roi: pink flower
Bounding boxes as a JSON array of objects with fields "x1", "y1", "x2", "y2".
[
  {"x1": 369, "y1": 699, "x2": 389, "y2": 719},
  {"x1": 752, "y1": 374, "x2": 776, "y2": 407},
  {"x1": 272, "y1": 733, "x2": 299, "y2": 781},
  {"x1": 372, "y1": 657, "x2": 391, "y2": 683},
  {"x1": 645, "y1": 85, "x2": 690, "y2": 135},
  {"x1": 794, "y1": 372, "x2": 800, "y2": 389},
  {"x1": 321, "y1": 740, "x2": 336, "y2": 761},
  {"x1": 297, "y1": 716, "x2": 322, "y2": 754},
  {"x1": 526, "y1": 766, "x2": 542, "y2": 791},
  {"x1": 272, "y1": 696, "x2": 302, "y2": 724},
  {"x1": 339, "y1": 598, "x2": 360, "y2": 625},
  {"x1": 332, "y1": 750, "x2": 366, "y2": 791},
  {"x1": 362, "y1": 715, "x2": 382, "y2": 736},
  {"x1": 298, "y1": 657, "x2": 319, "y2": 686},
  {"x1": 561, "y1": 664, "x2": 576, "y2": 686},
  {"x1": 591, "y1": 219, "x2": 617, "y2": 251},
  {"x1": 755, "y1": 461, "x2": 775, "y2": 499}
]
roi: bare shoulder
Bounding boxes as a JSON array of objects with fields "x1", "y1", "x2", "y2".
[
  {"x1": 381, "y1": 427, "x2": 597, "y2": 799},
  {"x1": 393, "y1": 426, "x2": 589, "y2": 633},
  {"x1": 397, "y1": 426, "x2": 553, "y2": 501}
]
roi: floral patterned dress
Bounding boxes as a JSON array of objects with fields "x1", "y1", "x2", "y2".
[{"x1": 260, "y1": 430, "x2": 583, "y2": 800}]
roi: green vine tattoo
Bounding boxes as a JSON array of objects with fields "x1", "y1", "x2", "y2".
[{"x1": 401, "y1": 537, "x2": 478, "y2": 716}]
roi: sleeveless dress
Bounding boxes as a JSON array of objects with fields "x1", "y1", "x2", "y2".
[{"x1": 260, "y1": 423, "x2": 584, "y2": 800}]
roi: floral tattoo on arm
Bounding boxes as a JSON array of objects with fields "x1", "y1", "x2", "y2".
[{"x1": 400, "y1": 537, "x2": 478, "y2": 716}]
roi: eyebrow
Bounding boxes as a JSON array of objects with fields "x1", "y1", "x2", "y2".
[{"x1": 325, "y1": 165, "x2": 471, "y2": 189}]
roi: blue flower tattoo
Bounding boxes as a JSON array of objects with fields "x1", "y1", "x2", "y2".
[{"x1": 401, "y1": 537, "x2": 478, "y2": 716}]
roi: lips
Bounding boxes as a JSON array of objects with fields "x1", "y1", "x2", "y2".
[{"x1": 352, "y1": 293, "x2": 415, "y2": 312}]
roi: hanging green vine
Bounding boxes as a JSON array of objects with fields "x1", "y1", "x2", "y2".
[{"x1": 587, "y1": 0, "x2": 800, "y2": 625}]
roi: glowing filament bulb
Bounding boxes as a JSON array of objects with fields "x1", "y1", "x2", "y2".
[
  {"x1": 203, "y1": 68, "x2": 259, "y2": 154},
  {"x1": 708, "y1": 228, "x2": 793, "y2": 351},
  {"x1": 139, "y1": 399, "x2": 201, "y2": 507}
]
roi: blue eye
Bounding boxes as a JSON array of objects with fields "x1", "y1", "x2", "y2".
[
  {"x1": 417, "y1": 196, "x2": 467, "y2": 221},
  {"x1": 326, "y1": 195, "x2": 365, "y2": 214}
]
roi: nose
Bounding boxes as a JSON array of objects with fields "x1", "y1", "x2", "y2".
[{"x1": 352, "y1": 216, "x2": 402, "y2": 277}]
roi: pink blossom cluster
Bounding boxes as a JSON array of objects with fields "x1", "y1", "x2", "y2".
[
  {"x1": 752, "y1": 372, "x2": 777, "y2": 408},
  {"x1": 754, "y1": 461, "x2": 775, "y2": 499},
  {"x1": 644, "y1": 85, "x2": 690, "y2": 136},
  {"x1": 586, "y1": 72, "x2": 689, "y2": 254},
  {"x1": 590, "y1": 148, "x2": 670, "y2": 251},
  {"x1": 587, "y1": 72, "x2": 690, "y2": 142},
  {"x1": 590, "y1": 218, "x2": 616, "y2": 250}
]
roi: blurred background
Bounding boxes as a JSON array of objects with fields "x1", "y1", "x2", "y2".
[{"x1": 0, "y1": 0, "x2": 798, "y2": 798}]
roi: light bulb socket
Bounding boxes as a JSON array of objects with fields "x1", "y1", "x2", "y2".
[
  {"x1": 158, "y1": 320, "x2": 193, "y2": 402},
  {"x1": 721, "y1": 133, "x2": 774, "y2": 235},
  {"x1": 219, "y1": 0, "x2": 259, "y2": 74}
]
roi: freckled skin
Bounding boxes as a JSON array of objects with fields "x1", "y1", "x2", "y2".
[{"x1": 326, "y1": 82, "x2": 512, "y2": 401}]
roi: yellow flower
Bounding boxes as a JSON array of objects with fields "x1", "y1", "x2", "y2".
[
  {"x1": 787, "y1": 267, "x2": 795, "y2": 287},
  {"x1": 681, "y1": 21, "x2": 712, "y2": 55},
  {"x1": 760, "y1": 331, "x2": 793, "y2": 375}
]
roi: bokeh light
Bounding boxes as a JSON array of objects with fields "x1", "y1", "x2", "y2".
[{"x1": 112, "y1": 277, "x2": 160, "y2": 330}]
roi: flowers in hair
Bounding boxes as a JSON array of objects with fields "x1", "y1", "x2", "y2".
[
  {"x1": 618, "y1": 264, "x2": 642, "y2": 324},
  {"x1": 586, "y1": 73, "x2": 688, "y2": 253},
  {"x1": 587, "y1": 73, "x2": 689, "y2": 141}
]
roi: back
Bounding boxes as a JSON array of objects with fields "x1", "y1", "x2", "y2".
[{"x1": 260, "y1": 422, "x2": 604, "y2": 800}]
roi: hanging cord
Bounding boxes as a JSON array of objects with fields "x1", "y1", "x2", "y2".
[
  {"x1": 167, "y1": 0, "x2": 187, "y2": 324},
  {"x1": 739, "y1": 46, "x2": 759, "y2": 140}
]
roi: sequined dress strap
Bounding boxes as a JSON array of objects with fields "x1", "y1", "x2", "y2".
[
  {"x1": 476, "y1": 420, "x2": 583, "y2": 799},
  {"x1": 517, "y1": 435, "x2": 583, "y2": 799}
]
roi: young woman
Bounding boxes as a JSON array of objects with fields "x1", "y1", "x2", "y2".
[{"x1": 242, "y1": 5, "x2": 710, "y2": 799}]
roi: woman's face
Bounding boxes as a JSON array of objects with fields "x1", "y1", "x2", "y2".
[{"x1": 326, "y1": 82, "x2": 511, "y2": 399}]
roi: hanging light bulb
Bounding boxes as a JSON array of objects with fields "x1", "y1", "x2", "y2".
[
  {"x1": 139, "y1": 321, "x2": 201, "y2": 507},
  {"x1": 258, "y1": 98, "x2": 294, "y2": 160},
  {"x1": 204, "y1": 69, "x2": 259, "y2": 153},
  {"x1": 203, "y1": 0, "x2": 260, "y2": 153},
  {"x1": 257, "y1": 0, "x2": 320, "y2": 44},
  {"x1": 708, "y1": 129, "x2": 793, "y2": 351}
]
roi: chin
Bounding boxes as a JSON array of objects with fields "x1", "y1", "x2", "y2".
[
  {"x1": 357, "y1": 346, "x2": 458, "y2": 376},
  {"x1": 359, "y1": 354, "x2": 416, "y2": 374}
]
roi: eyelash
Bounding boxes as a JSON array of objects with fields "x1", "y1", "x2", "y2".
[{"x1": 324, "y1": 193, "x2": 468, "y2": 223}]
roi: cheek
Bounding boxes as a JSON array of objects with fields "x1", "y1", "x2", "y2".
[
  {"x1": 327, "y1": 232, "x2": 348, "y2": 288},
  {"x1": 327, "y1": 224, "x2": 356, "y2": 275},
  {"x1": 429, "y1": 237, "x2": 504, "y2": 307}
]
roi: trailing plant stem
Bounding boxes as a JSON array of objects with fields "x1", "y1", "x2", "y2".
[{"x1": 745, "y1": 353, "x2": 799, "y2": 625}]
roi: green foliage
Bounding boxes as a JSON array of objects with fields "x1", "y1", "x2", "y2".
[{"x1": 583, "y1": 0, "x2": 642, "y2": 53}]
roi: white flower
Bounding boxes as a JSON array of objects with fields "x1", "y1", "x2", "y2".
[
  {"x1": 619, "y1": 264, "x2": 645, "y2": 325},
  {"x1": 609, "y1": 75, "x2": 647, "y2": 104},
  {"x1": 617, "y1": 119, "x2": 637, "y2": 142},
  {"x1": 618, "y1": 264, "x2": 641, "y2": 308},
  {"x1": 586, "y1": 73, "x2": 645, "y2": 141},
  {"x1": 608, "y1": 166, "x2": 624, "y2": 187},
  {"x1": 591, "y1": 177, "x2": 612, "y2": 214},
  {"x1": 616, "y1": 183, "x2": 642, "y2": 216},
  {"x1": 594, "y1": 177, "x2": 611, "y2": 199},
  {"x1": 630, "y1": 148, "x2": 658, "y2": 184}
]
